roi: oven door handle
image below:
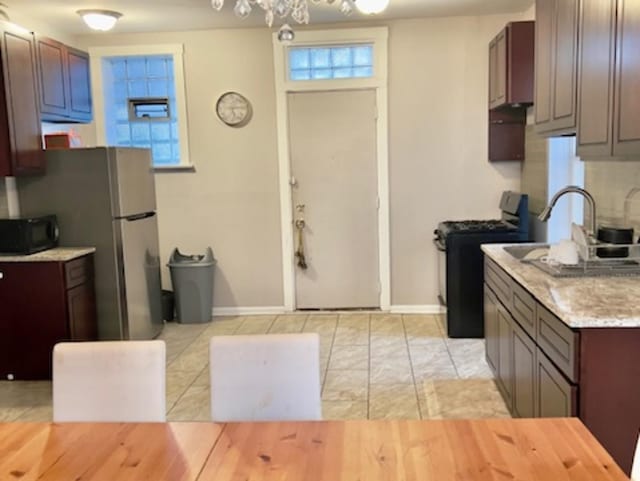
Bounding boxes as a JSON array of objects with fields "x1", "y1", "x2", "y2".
[{"x1": 433, "y1": 238, "x2": 446, "y2": 252}]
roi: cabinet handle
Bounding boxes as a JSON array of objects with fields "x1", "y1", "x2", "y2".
[{"x1": 0, "y1": 272, "x2": 3, "y2": 279}]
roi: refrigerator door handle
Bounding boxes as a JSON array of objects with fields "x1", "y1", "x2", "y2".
[{"x1": 117, "y1": 212, "x2": 157, "y2": 222}]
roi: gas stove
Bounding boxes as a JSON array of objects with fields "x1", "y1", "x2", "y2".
[
  {"x1": 433, "y1": 191, "x2": 530, "y2": 339},
  {"x1": 438, "y1": 219, "x2": 516, "y2": 236}
]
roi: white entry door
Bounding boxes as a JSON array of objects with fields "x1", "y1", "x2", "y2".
[{"x1": 288, "y1": 89, "x2": 379, "y2": 309}]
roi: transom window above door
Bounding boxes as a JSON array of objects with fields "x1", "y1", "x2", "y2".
[{"x1": 288, "y1": 44, "x2": 374, "y2": 81}]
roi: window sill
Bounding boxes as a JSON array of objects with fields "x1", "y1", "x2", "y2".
[{"x1": 153, "y1": 164, "x2": 196, "y2": 173}]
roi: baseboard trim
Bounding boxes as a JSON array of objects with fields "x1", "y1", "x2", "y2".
[
  {"x1": 212, "y1": 306, "x2": 287, "y2": 316},
  {"x1": 212, "y1": 305, "x2": 445, "y2": 316},
  {"x1": 389, "y1": 305, "x2": 445, "y2": 314}
]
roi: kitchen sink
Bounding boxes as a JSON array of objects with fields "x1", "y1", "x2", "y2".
[
  {"x1": 503, "y1": 244, "x2": 640, "y2": 277},
  {"x1": 503, "y1": 244, "x2": 549, "y2": 261}
]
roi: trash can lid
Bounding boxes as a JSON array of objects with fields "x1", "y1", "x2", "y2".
[{"x1": 168, "y1": 247, "x2": 216, "y2": 267}]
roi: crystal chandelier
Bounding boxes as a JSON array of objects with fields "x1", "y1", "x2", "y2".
[{"x1": 211, "y1": 0, "x2": 357, "y2": 28}]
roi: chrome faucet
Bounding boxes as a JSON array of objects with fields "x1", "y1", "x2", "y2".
[{"x1": 538, "y1": 185, "x2": 597, "y2": 236}]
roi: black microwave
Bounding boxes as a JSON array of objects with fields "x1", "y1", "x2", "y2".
[{"x1": 0, "y1": 215, "x2": 59, "y2": 255}]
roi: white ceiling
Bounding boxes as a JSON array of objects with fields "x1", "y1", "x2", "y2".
[{"x1": 4, "y1": 0, "x2": 533, "y2": 35}]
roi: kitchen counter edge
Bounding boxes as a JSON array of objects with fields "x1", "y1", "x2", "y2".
[
  {"x1": 481, "y1": 243, "x2": 640, "y2": 329},
  {"x1": 0, "y1": 247, "x2": 96, "y2": 263}
]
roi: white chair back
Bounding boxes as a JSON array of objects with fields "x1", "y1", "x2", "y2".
[
  {"x1": 209, "y1": 333, "x2": 321, "y2": 422},
  {"x1": 632, "y1": 431, "x2": 640, "y2": 481},
  {"x1": 53, "y1": 340, "x2": 166, "y2": 422}
]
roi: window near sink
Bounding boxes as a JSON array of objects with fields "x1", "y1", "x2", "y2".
[{"x1": 89, "y1": 44, "x2": 191, "y2": 170}]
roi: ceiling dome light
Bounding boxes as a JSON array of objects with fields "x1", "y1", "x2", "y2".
[
  {"x1": 356, "y1": 0, "x2": 389, "y2": 14},
  {"x1": 77, "y1": 9, "x2": 122, "y2": 31}
]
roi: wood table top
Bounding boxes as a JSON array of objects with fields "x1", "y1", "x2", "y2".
[{"x1": 0, "y1": 418, "x2": 630, "y2": 481}]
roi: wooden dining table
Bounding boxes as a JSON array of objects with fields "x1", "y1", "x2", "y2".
[{"x1": 0, "y1": 418, "x2": 631, "y2": 480}]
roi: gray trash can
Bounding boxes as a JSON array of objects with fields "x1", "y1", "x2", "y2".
[{"x1": 168, "y1": 247, "x2": 216, "y2": 323}]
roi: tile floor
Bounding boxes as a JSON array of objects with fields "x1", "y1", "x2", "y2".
[{"x1": 0, "y1": 313, "x2": 510, "y2": 422}]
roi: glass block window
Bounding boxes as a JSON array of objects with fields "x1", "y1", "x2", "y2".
[
  {"x1": 288, "y1": 44, "x2": 374, "y2": 81},
  {"x1": 103, "y1": 55, "x2": 180, "y2": 166}
]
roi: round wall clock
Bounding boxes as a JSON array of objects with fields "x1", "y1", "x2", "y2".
[{"x1": 215, "y1": 91, "x2": 252, "y2": 127}]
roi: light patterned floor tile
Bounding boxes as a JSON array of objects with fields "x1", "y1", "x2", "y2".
[
  {"x1": 322, "y1": 370, "x2": 369, "y2": 401},
  {"x1": 369, "y1": 356, "x2": 413, "y2": 384},
  {"x1": 337, "y1": 314, "x2": 370, "y2": 328},
  {"x1": 166, "y1": 369, "x2": 200, "y2": 408},
  {"x1": 369, "y1": 384, "x2": 420, "y2": 419},
  {"x1": 446, "y1": 339, "x2": 493, "y2": 379},
  {"x1": 328, "y1": 345, "x2": 369, "y2": 370},
  {"x1": 370, "y1": 336, "x2": 409, "y2": 358},
  {"x1": 303, "y1": 315, "x2": 338, "y2": 334},
  {"x1": 404, "y1": 314, "x2": 444, "y2": 344},
  {"x1": 167, "y1": 384, "x2": 210, "y2": 422},
  {"x1": 370, "y1": 314, "x2": 404, "y2": 334},
  {"x1": 1, "y1": 313, "x2": 507, "y2": 423},
  {"x1": 417, "y1": 379, "x2": 510, "y2": 419},
  {"x1": 235, "y1": 316, "x2": 276, "y2": 335},
  {"x1": 269, "y1": 314, "x2": 308, "y2": 333},
  {"x1": 333, "y1": 326, "x2": 369, "y2": 346},
  {"x1": 192, "y1": 367, "x2": 209, "y2": 387},
  {"x1": 322, "y1": 400, "x2": 368, "y2": 420}
]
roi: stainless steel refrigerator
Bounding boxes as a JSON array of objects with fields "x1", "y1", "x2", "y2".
[{"x1": 18, "y1": 147, "x2": 163, "y2": 340}]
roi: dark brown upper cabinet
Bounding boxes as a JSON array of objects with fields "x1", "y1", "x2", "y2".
[
  {"x1": 489, "y1": 21, "x2": 535, "y2": 110},
  {"x1": 612, "y1": 0, "x2": 640, "y2": 157},
  {"x1": 36, "y1": 36, "x2": 92, "y2": 123},
  {"x1": 488, "y1": 21, "x2": 534, "y2": 161},
  {"x1": 0, "y1": 22, "x2": 45, "y2": 177},
  {"x1": 535, "y1": 0, "x2": 580, "y2": 136},
  {"x1": 577, "y1": 0, "x2": 640, "y2": 159},
  {"x1": 489, "y1": 109, "x2": 527, "y2": 161}
]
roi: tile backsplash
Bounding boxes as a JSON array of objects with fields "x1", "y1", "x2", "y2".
[
  {"x1": 521, "y1": 125, "x2": 548, "y2": 215},
  {"x1": 585, "y1": 160, "x2": 640, "y2": 237}
]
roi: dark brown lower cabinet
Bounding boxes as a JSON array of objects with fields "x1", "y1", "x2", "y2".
[
  {"x1": 537, "y1": 348, "x2": 577, "y2": 417},
  {"x1": 484, "y1": 256, "x2": 640, "y2": 475},
  {"x1": 483, "y1": 286, "x2": 500, "y2": 374},
  {"x1": 512, "y1": 321, "x2": 537, "y2": 418},
  {"x1": 0, "y1": 254, "x2": 97, "y2": 380},
  {"x1": 496, "y1": 304, "x2": 513, "y2": 408}
]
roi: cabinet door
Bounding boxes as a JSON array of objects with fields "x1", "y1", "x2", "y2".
[
  {"x1": 35, "y1": 36, "x2": 68, "y2": 119},
  {"x1": 497, "y1": 304, "x2": 513, "y2": 408},
  {"x1": 577, "y1": 0, "x2": 617, "y2": 157},
  {"x1": 495, "y1": 30, "x2": 507, "y2": 107},
  {"x1": 512, "y1": 322, "x2": 537, "y2": 418},
  {"x1": 67, "y1": 47, "x2": 92, "y2": 122},
  {"x1": 613, "y1": 0, "x2": 640, "y2": 156},
  {"x1": 535, "y1": 0, "x2": 554, "y2": 129},
  {"x1": 552, "y1": 0, "x2": 579, "y2": 131},
  {"x1": 0, "y1": 23, "x2": 44, "y2": 175},
  {"x1": 0, "y1": 262, "x2": 67, "y2": 380},
  {"x1": 489, "y1": 39, "x2": 498, "y2": 108},
  {"x1": 488, "y1": 110, "x2": 526, "y2": 161},
  {"x1": 67, "y1": 283, "x2": 97, "y2": 341},
  {"x1": 484, "y1": 285, "x2": 500, "y2": 375},
  {"x1": 536, "y1": 349, "x2": 578, "y2": 417}
]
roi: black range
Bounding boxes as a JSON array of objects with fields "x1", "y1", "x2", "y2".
[{"x1": 434, "y1": 191, "x2": 529, "y2": 338}]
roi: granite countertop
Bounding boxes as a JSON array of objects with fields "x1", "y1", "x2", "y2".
[
  {"x1": 482, "y1": 243, "x2": 640, "y2": 329},
  {"x1": 0, "y1": 247, "x2": 96, "y2": 263}
]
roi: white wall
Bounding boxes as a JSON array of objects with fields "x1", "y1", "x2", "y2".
[
  {"x1": 79, "y1": 28, "x2": 284, "y2": 309},
  {"x1": 387, "y1": 14, "x2": 524, "y2": 305},
  {"x1": 75, "y1": 11, "x2": 530, "y2": 309}
]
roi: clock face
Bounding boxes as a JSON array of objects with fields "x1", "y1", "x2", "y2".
[{"x1": 216, "y1": 92, "x2": 252, "y2": 127}]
